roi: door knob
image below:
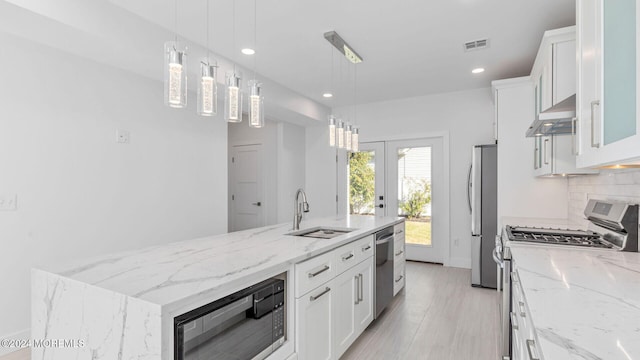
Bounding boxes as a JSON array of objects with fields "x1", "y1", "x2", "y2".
[{"x1": 252, "y1": 202, "x2": 262, "y2": 206}]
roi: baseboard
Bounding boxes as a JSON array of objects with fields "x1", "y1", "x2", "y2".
[
  {"x1": 0, "y1": 329, "x2": 30, "y2": 357},
  {"x1": 447, "y1": 257, "x2": 471, "y2": 269}
]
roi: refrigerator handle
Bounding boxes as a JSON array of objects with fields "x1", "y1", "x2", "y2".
[{"x1": 466, "y1": 164, "x2": 473, "y2": 214}]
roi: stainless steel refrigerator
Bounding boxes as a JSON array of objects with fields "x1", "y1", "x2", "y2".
[{"x1": 468, "y1": 144, "x2": 497, "y2": 288}]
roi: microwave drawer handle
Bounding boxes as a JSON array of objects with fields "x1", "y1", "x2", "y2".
[
  {"x1": 308, "y1": 265, "x2": 330, "y2": 278},
  {"x1": 310, "y1": 287, "x2": 331, "y2": 301}
]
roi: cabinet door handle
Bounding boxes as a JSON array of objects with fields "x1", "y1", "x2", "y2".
[
  {"x1": 354, "y1": 276, "x2": 359, "y2": 305},
  {"x1": 362, "y1": 245, "x2": 371, "y2": 252},
  {"x1": 395, "y1": 229, "x2": 404, "y2": 235},
  {"x1": 342, "y1": 253, "x2": 354, "y2": 261},
  {"x1": 310, "y1": 287, "x2": 331, "y2": 301},
  {"x1": 526, "y1": 339, "x2": 540, "y2": 360},
  {"x1": 510, "y1": 272, "x2": 519, "y2": 283},
  {"x1": 358, "y1": 273, "x2": 364, "y2": 302},
  {"x1": 571, "y1": 117, "x2": 578, "y2": 155},
  {"x1": 533, "y1": 147, "x2": 539, "y2": 170},
  {"x1": 510, "y1": 312, "x2": 519, "y2": 330},
  {"x1": 252, "y1": 202, "x2": 262, "y2": 206},
  {"x1": 308, "y1": 265, "x2": 330, "y2": 278},
  {"x1": 543, "y1": 138, "x2": 550, "y2": 165},
  {"x1": 518, "y1": 301, "x2": 526, "y2": 317},
  {"x1": 395, "y1": 250, "x2": 404, "y2": 256},
  {"x1": 590, "y1": 100, "x2": 600, "y2": 148},
  {"x1": 395, "y1": 275, "x2": 404, "y2": 283}
]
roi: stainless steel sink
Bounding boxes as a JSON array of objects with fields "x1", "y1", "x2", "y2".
[{"x1": 287, "y1": 227, "x2": 355, "y2": 239}]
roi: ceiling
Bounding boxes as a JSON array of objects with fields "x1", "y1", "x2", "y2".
[{"x1": 108, "y1": 0, "x2": 576, "y2": 107}]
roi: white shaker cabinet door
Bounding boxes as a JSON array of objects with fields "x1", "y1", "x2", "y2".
[
  {"x1": 295, "y1": 280, "x2": 335, "y2": 360},
  {"x1": 332, "y1": 268, "x2": 357, "y2": 357},
  {"x1": 354, "y1": 258, "x2": 374, "y2": 334}
]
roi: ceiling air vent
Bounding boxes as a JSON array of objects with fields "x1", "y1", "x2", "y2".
[{"x1": 464, "y1": 39, "x2": 489, "y2": 52}]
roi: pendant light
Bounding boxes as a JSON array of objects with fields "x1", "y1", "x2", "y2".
[
  {"x1": 345, "y1": 124, "x2": 352, "y2": 151},
  {"x1": 351, "y1": 62, "x2": 360, "y2": 152},
  {"x1": 337, "y1": 119, "x2": 345, "y2": 148},
  {"x1": 225, "y1": 1, "x2": 243, "y2": 123},
  {"x1": 352, "y1": 127, "x2": 359, "y2": 152},
  {"x1": 198, "y1": 0, "x2": 218, "y2": 116},
  {"x1": 164, "y1": 0, "x2": 187, "y2": 108},
  {"x1": 328, "y1": 115, "x2": 336, "y2": 147},
  {"x1": 248, "y1": 0, "x2": 264, "y2": 128}
]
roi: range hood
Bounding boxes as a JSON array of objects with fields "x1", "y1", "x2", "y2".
[{"x1": 525, "y1": 94, "x2": 576, "y2": 137}]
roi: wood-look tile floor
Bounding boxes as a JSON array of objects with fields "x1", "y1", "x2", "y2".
[
  {"x1": 341, "y1": 261, "x2": 501, "y2": 360},
  {"x1": 0, "y1": 262, "x2": 500, "y2": 360}
]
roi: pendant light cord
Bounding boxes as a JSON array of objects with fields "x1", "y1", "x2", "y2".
[
  {"x1": 174, "y1": 0, "x2": 178, "y2": 46},
  {"x1": 253, "y1": 0, "x2": 257, "y2": 81},
  {"x1": 232, "y1": 0, "x2": 236, "y2": 73},
  {"x1": 206, "y1": 0, "x2": 210, "y2": 61}
]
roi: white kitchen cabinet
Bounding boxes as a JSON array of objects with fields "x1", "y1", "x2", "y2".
[
  {"x1": 510, "y1": 270, "x2": 543, "y2": 360},
  {"x1": 531, "y1": 27, "x2": 576, "y2": 114},
  {"x1": 577, "y1": 0, "x2": 640, "y2": 167},
  {"x1": 353, "y1": 258, "x2": 374, "y2": 334},
  {"x1": 295, "y1": 280, "x2": 335, "y2": 360},
  {"x1": 532, "y1": 135, "x2": 598, "y2": 176},
  {"x1": 393, "y1": 223, "x2": 406, "y2": 295},
  {"x1": 332, "y1": 258, "x2": 374, "y2": 356}
]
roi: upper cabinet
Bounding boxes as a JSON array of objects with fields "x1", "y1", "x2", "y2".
[
  {"x1": 576, "y1": 0, "x2": 640, "y2": 168},
  {"x1": 527, "y1": 26, "x2": 577, "y2": 137}
]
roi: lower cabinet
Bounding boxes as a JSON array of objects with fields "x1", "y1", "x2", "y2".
[
  {"x1": 393, "y1": 224, "x2": 406, "y2": 296},
  {"x1": 295, "y1": 235, "x2": 376, "y2": 360},
  {"x1": 295, "y1": 280, "x2": 335, "y2": 360},
  {"x1": 510, "y1": 270, "x2": 543, "y2": 360}
]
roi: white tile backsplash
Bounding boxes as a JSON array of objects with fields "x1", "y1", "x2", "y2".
[{"x1": 568, "y1": 169, "x2": 640, "y2": 226}]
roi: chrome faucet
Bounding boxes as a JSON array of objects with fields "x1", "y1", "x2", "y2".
[{"x1": 293, "y1": 188, "x2": 310, "y2": 230}]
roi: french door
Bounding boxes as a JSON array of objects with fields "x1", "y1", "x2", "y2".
[{"x1": 349, "y1": 138, "x2": 444, "y2": 263}]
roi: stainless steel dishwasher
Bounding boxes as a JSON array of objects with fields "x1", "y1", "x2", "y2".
[{"x1": 374, "y1": 226, "x2": 394, "y2": 318}]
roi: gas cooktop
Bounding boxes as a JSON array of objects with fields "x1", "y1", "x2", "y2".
[{"x1": 505, "y1": 226, "x2": 614, "y2": 249}]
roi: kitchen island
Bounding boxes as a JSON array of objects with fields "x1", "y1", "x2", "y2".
[
  {"x1": 32, "y1": 215, "x2": 403, "y2": 360},
  {"x1": 508, "y1": 243, "x2": 640, "y2": 359}
]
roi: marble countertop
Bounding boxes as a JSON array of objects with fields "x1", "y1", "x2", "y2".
[
  {"x1": 508, "y1": 243, "x2": 640, "y2": 360},
  {"x1": 37, "y1": 215, "x2": 402, "y2": 309}
]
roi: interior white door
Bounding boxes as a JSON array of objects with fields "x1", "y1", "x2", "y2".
[
  {"x1": 349, "y1": 142, "x2": 385, "y2": 216},
  {"x1": 230, "y1": 144, "x2": 264, "y2": 232},
  {"x1": 386, "y1": 138, "x2": 444, "y2": 263}
]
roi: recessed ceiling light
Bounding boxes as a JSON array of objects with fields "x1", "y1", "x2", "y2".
[
  {"x1": 323, "y1": 93, "x2": 333, "y2": 98},
  {"x1": 241, "y1": 48, "x2": 255, "y2": 55},
  {"x1": 472, "y1": 68, "x2": 485, "y2": 74}
]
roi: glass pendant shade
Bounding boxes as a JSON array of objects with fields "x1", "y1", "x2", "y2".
[
  {"x1": 337, "y1": 120, "x2": 345, "y2": 148},
  {"x1": 164, "y1": 42, "x2": 187, "y2": 108},
  {"x1": 352, "y1": 127, "x2": 359, "y2": 152},
  {"x1": 248, "y1": 80, "x2": 265, "y2": 128},
  {"x1": 345, "y1": 124, "x2": 352, "y2": 151},
  {"x1": 198, "y1": 62, "x2": 218, "y2": 116},
  {"x1": 225, "y1": 72, "x2": 243, "y2": 122},
  {"x1": 328, "y1": 116, "x2": 336, "y2": 147}
]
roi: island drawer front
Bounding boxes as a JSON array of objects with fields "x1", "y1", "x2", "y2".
[
  {"x1": 354, "y1": 235, "x2": 374, "y2": 263},
  {"x1": 295, "y1": 250, "x2": 335, "y2": 297},
  {"x1": 393, "y1": 222, "x2": 405, "y2": 237},
  {"x1": 334, "y1": 245, "x2": 358, "y2": 276},
  {"x1": 393, "y1": 264, "x2": 405, "y2": 295}
]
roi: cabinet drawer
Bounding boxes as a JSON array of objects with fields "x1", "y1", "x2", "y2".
[
  {"x1": 296, "y1": 250, "x2": 335, "y2": 298},
  {"x1": 334, "y1": 246, "x2": 358, "y2": 276},
  {"x1": 393, "y1": 222, "x2": 405, "y2": 237},
  {"x1": 394, "y1": 239, "x2": 405, "y2": 260},
  {"x1": 354, "y1": 235, "x2": 374, "y2": 263},
  {"x1": 393, "y1": 266, "x2": 405, "y2": 295}
]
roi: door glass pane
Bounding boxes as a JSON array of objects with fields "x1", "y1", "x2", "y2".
[
  {"x1": 349, "y1": 151, "x2": 376, "y2": 215},
  {"x1": 397, "y1": 147, "x2": 432, "y2": 246}
]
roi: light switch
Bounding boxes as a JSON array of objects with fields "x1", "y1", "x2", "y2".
[
  {"x1": 0, "y1": 193, "x2": 18, "y2": 211},
  {"x1": 116, "y1": 129, "x2": 130, "y2": 144}
]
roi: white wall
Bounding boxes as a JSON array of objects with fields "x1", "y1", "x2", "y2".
[
  {"x1": 494, "y1": 78, "x2": 569, "y2": 223},
  {"x1": 276, "y1": 123, "x2": 307, "y2": 224},
  {"x1": 306, "y1": 88, "x2": 496, "y2": 268},
  {"x1": 568, "y1": 169, "x2": 640, "y2": 226},
  {"x1": 0, "y1": 32, "x2": 228, "y2": 351}
]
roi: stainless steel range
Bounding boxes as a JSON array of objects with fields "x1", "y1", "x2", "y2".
[
  {"x1": 505, "y1": 199, "x2": 639, "y2": 251},
  {"x1": 495, "y1": 199, "x2": 639, "y2": 360}
]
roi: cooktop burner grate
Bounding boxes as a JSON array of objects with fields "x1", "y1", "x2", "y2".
[{"x1": 506, "y1": 226, "x2": 614, "y2": 249}]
